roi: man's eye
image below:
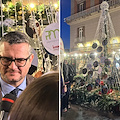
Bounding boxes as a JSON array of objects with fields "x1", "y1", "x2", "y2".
[
  {"x1": 2, "y1": 58, "x2": 11, "y2": 62},
  {"x1": 16, "y1": 59, "x2": 25, "y2": 63}
]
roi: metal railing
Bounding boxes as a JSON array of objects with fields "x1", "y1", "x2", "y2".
[
  {"x1": 74, "y1": 37, "x2": 85, "y2": 44},
  {"x1": 65, "y1": 0, "x2": 120, "y2": 23},
  {"x1": 71, "y1": 42, "x2": 120, "y2": 53}
]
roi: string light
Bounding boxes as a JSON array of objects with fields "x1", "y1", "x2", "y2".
[
  {"x1": 30, "y1": 3, "x2": 35, "y2": 9},
  {"x1": 74, "y1": 53, "x2": 78, "y2": 57},
  {"x1": 64, "y1": 53, "x2": 67, "y2": 57},
  {"x1": 94, "y1": 52, "x2": 97, "y2": 56},
  {"x1": 54, "y1": 3, "x2": 58, "y2": 9},
  {"x1": 112, "y1": 51, "x2": 116, "y2": 54}
]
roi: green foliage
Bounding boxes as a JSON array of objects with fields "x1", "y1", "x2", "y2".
[
  {"x1": 24, "y1": 6, "x2": 31, "y2": 21},
  {"x1": 16, "y1": 2, "x2": 22, "y2": 12},
  {"x1": 73, "y1": 74, "x2": 84, "y2": 80},
  {"x1": 70, "y1": 83, "x2": 120, "y2": 114},
  {"x1": 37, "y1": 4, "x2": 45, "y2": 13}
]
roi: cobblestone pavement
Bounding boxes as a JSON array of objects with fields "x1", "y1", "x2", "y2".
[{"x1": 61, "y1": 104, "x2": 120, "y2": 120}]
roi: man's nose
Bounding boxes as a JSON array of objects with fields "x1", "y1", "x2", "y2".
[{"x1": 8, "y1": 61, "x2": 18, "y2": 69}]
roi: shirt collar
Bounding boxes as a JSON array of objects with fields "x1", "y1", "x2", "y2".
[{"x1": 0, "y1": 76, "x2": 26, "y2": 97}]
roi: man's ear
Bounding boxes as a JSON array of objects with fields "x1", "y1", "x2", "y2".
[{"x1": 30, "y1": 54, "x2": 34, "y2": 63}]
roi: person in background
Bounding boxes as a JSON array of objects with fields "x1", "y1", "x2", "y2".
[
  {"x1": 8, "y1": 71, "x2": 59, "y2": 120},
  {"x1": 25, "y1": 19, "x2": 34, "y2": 38},
  {"x1": 0, "y1": 31, "x2": 34, "y2": 110},
  {"x1": 62, "y1": 60, "x2": 75, "y2": 112}
]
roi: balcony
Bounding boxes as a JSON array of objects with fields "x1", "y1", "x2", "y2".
[
  {"x1": 74, "y1": 37, "x2": 85, "y2": 45},
  {"x1": 65, "y1": 0, "x2": 120, "y2": 23},
  {"x1": 71, "y1": 42, "x2": 120, "y2": 53}
]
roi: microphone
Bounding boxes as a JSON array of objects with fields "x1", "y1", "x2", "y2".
[{"x1": 0, "y1": 93, "x2": 16, "y2": 120}]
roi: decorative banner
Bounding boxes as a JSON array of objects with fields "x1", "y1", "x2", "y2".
[
  {"x1": 42, "y1": 23, "x2": 59, "y2": 55},
  {"x1": 60, "y1": 38, "x2": 64, "y2": 63}
]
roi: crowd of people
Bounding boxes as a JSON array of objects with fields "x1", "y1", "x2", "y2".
[{"x1": 61, "y1": 60, "x2": 76, "y2": 114}]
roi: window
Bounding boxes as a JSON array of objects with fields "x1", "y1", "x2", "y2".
[
  {"x1": 78, "y1": 3, "x2": 84, "y2": 12},
  {"x1": 90, "y1": 0, "x2": 95, "y2": 7},
  {"x1": 77, "y1": 1, "x2": 86, "y2": 12},
  {"x1": 79, "y1": 27, "x2": 83, "y2": 39},
  {"x1": 77, "y1": 26, "x2": 85, "y2": 41}
]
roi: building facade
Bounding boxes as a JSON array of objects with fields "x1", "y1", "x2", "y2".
[{"x1": 65, "y1": 0, "x2": 120, "y2": 54}]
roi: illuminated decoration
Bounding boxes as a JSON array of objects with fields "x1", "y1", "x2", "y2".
[
  {"x1": 94, "y1": 52, "x2": 97, "y2": 56},
  {"x1": 89, "y1": 52, "x2": 95, "y2": 59},
  {"x1": 116, "y1": 63, "x2": 119, "y2": 69},
  {"x1": 30, "y1": 3, "x2": 35, "y2": 9},
  {"x1": 0, "y1": 0, "x2": 59, "y2": 73},
  {"x1": 109, "y1": 37, "x2": 120, "y2": 44},
  {"x1": 102, "y1": 38, "x2": 107, "y2": 46},
  {"x1": 64, "y1": 53, "x2": 67, "y2": 57},
  {"x1": 70, "y1": 2, "x2": 120, "y2": 115},
  {"x1": 93, "y1": 61, "x2": 98, "y2": 67},
  {"x1": 77, "y1": 43, "x2": 84, "y2": 47},
  {"x1": 86, "y1": 43, "x2": 90, "y2": 47},
  {"x1": 79, "y1": 54, "x2": 82, "y2": 56},
  {"x1": 115, "y1": 54, "x2": 119, "y2": 60},
  {"x1": 74, "y1": 53, "x2": 78, "y2": 57},
  {"x1": 54, "y1": 3, "x2": 58, "y2": 9},
  {"x1": 92, "y1": 43, "x2": 97, "y2": 49},
  {"x1": 112, "y1": 39, "x2": 118, "y2": 44},
  {"x1": 82, "y1": 68, "x2": 87, "y2": 74},
  {"x1": 97, "y1": 46, "x2": 103, "y2": 52},
  {"x1": 112, "y1": 51, "x2": 116, "y2": 55},
  {"x1": 94, "y1": 1, "x2": 116, "y2": 43}
]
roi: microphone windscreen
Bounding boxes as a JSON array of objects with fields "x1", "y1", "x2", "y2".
[{"x1": 1, "y1": 93, "x2": 16, "y2": 112}]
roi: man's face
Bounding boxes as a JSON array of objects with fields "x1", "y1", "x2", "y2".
[{"x1": 0, "y1": 42, "x2": 34, "y2": 87}]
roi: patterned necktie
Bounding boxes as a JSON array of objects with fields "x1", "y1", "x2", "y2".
[{"x1": 10, "y1": 88, "x2": 19, "y2": 97}]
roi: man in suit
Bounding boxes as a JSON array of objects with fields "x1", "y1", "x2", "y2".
[{"x1": 0, "y1": 31, "x2": 35, "y2": 112}]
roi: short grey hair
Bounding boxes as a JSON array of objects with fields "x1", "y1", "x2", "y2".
[{"x1": 0, "y1": 31, "x2": 32, "y2": 54}]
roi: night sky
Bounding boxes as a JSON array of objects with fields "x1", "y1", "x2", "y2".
[{"x1": 60, "y1": 0, "x2": 71, "y2": 50}]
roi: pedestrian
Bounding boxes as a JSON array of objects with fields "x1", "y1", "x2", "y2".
[
  {"x1": 8, "y1": 71, "x2": 59, "y2": 120},
  {"x1": 0, "y1": 31, "x2": 35, "y2": 118}
]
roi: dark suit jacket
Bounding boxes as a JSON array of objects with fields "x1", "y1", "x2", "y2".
[
  {"x1": 0, "y1": 74, "x2": 35, "y2": 120},
  {"x1": 0, "y1": 74, "x2": 35, "y2": 105}
]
